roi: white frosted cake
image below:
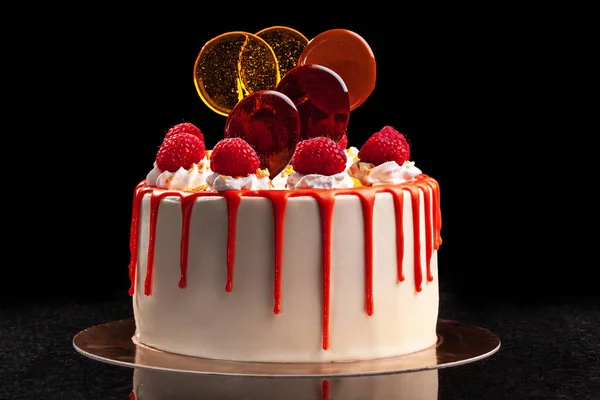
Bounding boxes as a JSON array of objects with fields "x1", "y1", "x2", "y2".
[
  {"x1": 128, "y1": 26, "x2": 443, "y2": 364},
  {"x1": 128, "y1": 122, "x2": 443, "y2": 363}
]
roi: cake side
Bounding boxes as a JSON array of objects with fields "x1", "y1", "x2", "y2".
[
  {"x1": 131, "y1": 175, "x2": 441, "y2": 362},
  {"x1": 128, "y1": 27, "x2": 446, "y2": 364}
]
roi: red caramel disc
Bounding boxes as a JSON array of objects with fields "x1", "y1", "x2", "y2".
[
  {"x1": 224, "y1": 90, "x2": 301, "y2": 179},
  {"x1": 298, "y1": 29, "x2": 376, "y2": 110},
  {"x1": 276, "y1": 64, "x2": 350, "y2": 142}
]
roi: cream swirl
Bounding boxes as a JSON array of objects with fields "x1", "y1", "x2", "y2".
[
  {"x1": 206, "y1": 171, "x2": 271, "y2": 192},
  {"x1": 344, "y1": 146, "x2": 359, "y2": 172},
  {"x1": 145, "y1": 162, "x2": 162, "y2": 186},
  {"x1": 350, "y1": 160, "x2": 422, "y2": 186},
  {"x1": 287, "y1": 172, "x2": 354, "y2": 190},
  {"x1": 146, "y1": 160, "x2": 211, "y2": 191},
  {"x1": 270, "y1": 165, "x2": 295, "y2": 190}
]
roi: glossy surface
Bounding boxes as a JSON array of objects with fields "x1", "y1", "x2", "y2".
[
  {"x1": 298, "y1": 29, "x2": 376, "y2": 110},
  {"x1": 193, "y1": 32, "x2": 280, "y2": 116},
  {"x1": 256, "y1": 26, "x2": 309, "y2": 78},
  {"x1": 73, "y1": 318, "x2": 500, "y2": 376},
  {"x1": 277, "y1": 64, "x2": 350, "y2": 142},
  {"x1": 132, "y1": 367, "x2": 439, "y2": 400},
  {"x1": 224, "y1": 90, "x2": 300, "y2": 179},
  {"x1": 9, "y1": 291, "x2": 597, "y2": 399}
]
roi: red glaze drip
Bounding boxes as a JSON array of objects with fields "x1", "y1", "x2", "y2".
[
  {"x1": 223, "y1": 191, "x2": 242, "y2": 292},
  {"x1": 420, "y1": 183, "x2": 434, "y2": 282},
  {"x1": 383, "y1": 187, "x2": 405, "y2": 282},
  {"x1": 179, "y1": 195, "x2": 197, "y2": 288},
  {"x1": 128, "y1": 183, "x2": 152, "y2": 295},
  {"x1": 127, "y1": 175, "x2": 442, "y2": 349},
  {"x1": 322, "y1": 379, "x2": 330, "y2": 400},
  {"x1": 355, "y1": 191, "x2": 375, "y2": 316},
  {"x1": 316, "y1": 192, "x2": 334, "y2": 350},
  {"x1": 431, "y1": 179, "x2": 443, "y2": 250},
  {"x1": 129, "y1": 392, "x2": 136, "y2": 400},
  {"x1": 403, "y1": 185, "x2": 423, "y2": 292},
  {"x1": 261, "y1": 191, "x2": 290, "y2": 314},
  {"x1": 144, "y1": 191, "x2": 173, "y2": 295}
]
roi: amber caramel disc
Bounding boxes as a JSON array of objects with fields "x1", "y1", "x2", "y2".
[
  {"x1": 256, "y1": 26, "x2": 309, "y2": 79},
  {"x1": 194, "y1": 32, "x2": 280, "y2": 116}
]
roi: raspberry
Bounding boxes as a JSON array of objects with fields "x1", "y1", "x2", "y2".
[
  {"x1": 210, "y1": 137, "x2": 260, "y2": 177},
  {"x1": 164, "y1": 122, "x2": 204, "y2": 142},
  {"x1": 357, "y1": 126, "x2": 410, "y2": 166},
  {"x1": 338, "y1": 131, "x2": 348, "y2": 149},
  {"x1": 156, "y1": 133, "x2": 206, "y2": 172},
  {"x1": 291, "y1": 137, "x2": 347, "y2": 176}
]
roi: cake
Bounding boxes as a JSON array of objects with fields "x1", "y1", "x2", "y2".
[{"x1": 128, "y1": 27, "x2": 443, "y2": 363}]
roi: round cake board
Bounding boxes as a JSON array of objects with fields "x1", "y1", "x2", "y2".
[{"x1": 72, "y1": 319, "x2": 500, "y2": 378}]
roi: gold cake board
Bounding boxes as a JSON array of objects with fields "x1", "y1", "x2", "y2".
[{"x1": 73, "y1": 318, "x2": 500, "y2": 377}]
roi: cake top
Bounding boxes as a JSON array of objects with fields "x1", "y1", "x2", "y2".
[{"x1": 145, "y1": 26, "x2": 422, "y2": 192}]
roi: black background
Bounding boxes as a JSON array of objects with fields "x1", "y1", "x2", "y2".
[
  {"x1": 6, "y1": 9, "x2": 590, "y2": 307},
  {"x1": 10, "y1": 8, "x2": 584, "y2": 303},
  {"x1": 3, "y1": 7, "x2": 598, "y2": 399}
]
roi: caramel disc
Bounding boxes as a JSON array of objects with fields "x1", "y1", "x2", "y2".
[
  {"x1": 194, "y1": 32, "x2": 280, "y2": 116},
  {"x1": 298, "y1": 29, "x2": 376, "y2": 110}
]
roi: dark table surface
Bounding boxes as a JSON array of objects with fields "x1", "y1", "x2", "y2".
[{"x1": 2, "y1": 292, "x2": 598, "y2": 400}]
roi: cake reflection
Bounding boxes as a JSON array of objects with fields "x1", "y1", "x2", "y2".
[{"x1": 132, "y1": 368, "x2": 438, "y2": 400}]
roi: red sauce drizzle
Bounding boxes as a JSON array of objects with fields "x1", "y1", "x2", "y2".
[
  {"x1": 127, "y1": 183, "x2": 150, "y2": 295},
  {"x1": 127, "y1": 175, "x2": 442, "y2": 349},
  {"x1": 382, "y1": 187, "x2": 405, "y2": 282},
  {"x1": 402, "y1": 185, "x2": 422, "y2": 292},
  {"x1": 261, "y1": 191, "x2": 291, "y2": 314},
  {"x1": 355, "y1": 191, "x2": 375, "y2": 316},
  {"x1": 144, "y1": 192, "x2": 174, "y2": 295},
  {"x1": 223, "y1": 191, "x2": 242, "y2": 292},
  {"x1": 321, "y1": 379, "x2": 330, "y2": 400},
  {"x1": 431, "y1": 179, "x2": 443, "y2": 249},
  {"x1": 315, "y1": 192, "x2": 334, "y2": 349},
  {"x1": 179, "y1": 195, "x2": 197, "y2": 288},
  {"x1": 419, "y1": 182, "x2": 434, "y2": 282}
]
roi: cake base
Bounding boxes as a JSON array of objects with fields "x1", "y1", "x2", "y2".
[{"x1": 73, "y1": 319, "x2": 500, "y2": 377}]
